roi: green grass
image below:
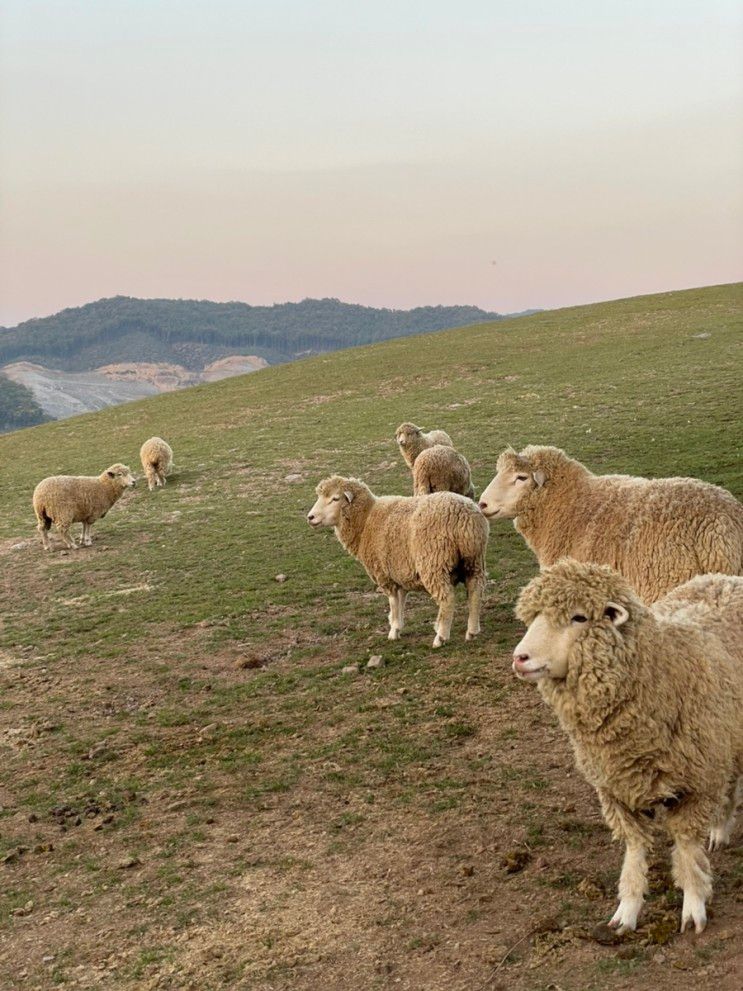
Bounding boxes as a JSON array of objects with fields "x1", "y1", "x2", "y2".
[{"x1": 0, "y1": 282, "x2": 741, "y2": 990}]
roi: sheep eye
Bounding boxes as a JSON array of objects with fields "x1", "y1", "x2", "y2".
[
  {"x1": 515, "y1": 475, "x2": 528, "y2": 482},
  {"x1": 571, "y1": 614, "x2": 588, "y2": 623},
  {"x1": 331, "y1": 495, "x2": 340, "y2": 502}
]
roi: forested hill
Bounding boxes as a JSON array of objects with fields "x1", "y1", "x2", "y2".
[{"x1": 0, "y1": 296, "x2": 503, "y2": 371}]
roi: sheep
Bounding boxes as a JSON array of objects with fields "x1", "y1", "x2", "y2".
[
  {"x1": 33, "y1": 464, "x2": 137, "y2": 550},
  {"x1": 512, "y1": 558, "x2": 743, "y2": 935},
  {"x1": 140, "y1": 436, "x2": 173, "y2": 491},
  {"x1": 394, "y1": 423, "x2": 473, "y2": 498},
  {"x1": 307, "y1": 475, "x2": 488, "y2": 647},
  {"x1": 412, "y1": 445, "x2": 476, "y2": 499},
  {"x1": 479, "y1": 445, "x2": 743, "y2": 602},
  {"x1": 394, "y1": 422, "x2": 453, "y2": 470}
]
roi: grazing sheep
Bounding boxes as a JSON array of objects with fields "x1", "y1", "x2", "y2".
[
  {"x1": 479, "y1": 445, "x2": 743, "y2": 602},
  {"x1": 307, "y1": 475, "x2": 488, "y2": 647},
  {"x1": 394, "y1": 422, "x2": 453, "y2": 470},
  {"x1": 512, "y1": 559, "x2": 743, "y2": 934},
  {"x1": 33, "y1": 464, "x2": 137, "y2": 550},
  {"x1": 140, "y1": 436, "x2": 173, "y2": 491},
  {"x1": 412, "y1": 445, "x2": 476, "y2": 499}
]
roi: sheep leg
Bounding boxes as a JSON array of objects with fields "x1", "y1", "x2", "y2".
[
  {"x1": 465, "y1": 572, "x2": 484, "y2": 641},
  {"x1": 81, "y1": 523, "x2": 93, "y2": 546},
  {"x1": 670, "y1": 838, "x2": 712, "y2": 934},
  {"x1": 57, "y1": 523, "x2": 78, "y2": 550},
  {"x1": 708, "y1": 776, "x2": 740, "y2": 851},
  {"x1": 396, "y1": 589, "x2": 407, "y2": 632},
  {"x1": 432, "y1": 587, "x2": 455, "y2": 648},
  {"x1": 667, "y1": 802, "x2": 714, "y2": 933},
  {"x1": 145, "y1": 465, "x2": 157, "y2": 491},
  {"x1": 387, "y1": 590, "x2": 402, "y2": 640},
  {"x1": 599, "y1": 791, "x2": 651, "y2": 932},
  {"x1": 37, "y1": 519, "x2": 51, "y2": 551},
  {"x1": 608, "y1": 839, "x2": 650, "y2": 933}
]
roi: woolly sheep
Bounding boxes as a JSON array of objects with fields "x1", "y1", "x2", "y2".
[
  {"x1": 140, "y1": 436, "x2": 173, "y2": 491},
  {"x1": 394, "y1": 422, "x2": 453, "y2": 470},
  {"x1": 479, "y1": 445, "x2": 743, "y2": 602},
  {"x1": 512, "y1": 559, "x2": 743, "y2": 934},
  {"x1": 411, "y1": 445, "x2": 476, "y2": 500},
  {"x1": 33, "y1": 464, "x2": 137, "y2": 550},
  {"x1": 307, "y1": 475, "x2": 488, "y2": 647}
]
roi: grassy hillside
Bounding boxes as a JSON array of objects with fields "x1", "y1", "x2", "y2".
[{"x1": 0, "y1": 283, "x2": 741, "y2": 991}]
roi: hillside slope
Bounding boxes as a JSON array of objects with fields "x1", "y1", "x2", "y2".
[{"x1": 0, "y1": 283, "x2": 741, "y2": 991}]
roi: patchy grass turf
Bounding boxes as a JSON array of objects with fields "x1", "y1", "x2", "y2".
[{"x1": 0, "y1": 283, "x2": 741, "y2": 990}]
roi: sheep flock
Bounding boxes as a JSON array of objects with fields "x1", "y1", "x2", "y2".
[{"x1": 27, "y1": 421, "x2": 743, "y2": 938}]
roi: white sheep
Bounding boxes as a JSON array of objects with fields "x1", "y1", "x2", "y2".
[
  {"x1": 307, "y1": 475, "x2": 488, "y2": 647},
  {"x1": 513, "y1": 559, "x2": 743, "y2": 935},
  {"x1": 140, "y1": 436, "x2": 173, "y2": 491},
  {"x1": 394, "y1": 422, "x2": 453, "y2": 470},
  {"x1": 479, "y1": 445, "x2": 743, "y2": 602},
  {"x1": 412, "y1": 445, "x2": 476, "y2": 499},
  {"x1": 33, "y1": 464, "x2": 137, "y2": 550}
]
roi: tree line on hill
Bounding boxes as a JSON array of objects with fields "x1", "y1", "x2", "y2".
[
  {"x1": 0, "y1": 374, "x2": 49, "y2": 432},
  {"x1": 0, "y1": 296, "x2": 503, "y2": 372}
]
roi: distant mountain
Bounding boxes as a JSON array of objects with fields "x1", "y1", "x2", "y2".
[{"x1": 0, "y1": 296, "x2": 504, "y2": 372}]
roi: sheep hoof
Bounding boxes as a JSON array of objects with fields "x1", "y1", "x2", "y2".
[
  {"x1": 707, "y1": 827, "x2": 729, "y2": 852},
  {"x1": 388, "y1": 629, "x2": 400, "y2": 640},
  {"x1": 465, "y1": 629, "x2": 480, "y2": 641},
  {"x1": 432, "y1": 635, "x2": 446, "y2": 648},
  {"x1": 680, "y1": 894, "x2": 707, "y2": 934},
  {"x1": 608, "y1": 898, "x2": 641, "y2": 933}
]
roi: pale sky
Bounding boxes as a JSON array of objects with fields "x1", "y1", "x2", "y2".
[{"x1": 1, "y1": 0, "x2": 741, "y2": 326}]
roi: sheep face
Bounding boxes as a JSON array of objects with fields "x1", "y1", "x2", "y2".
[
  {"x1": 511, "y1": 600, "x2": 629, "y2": 681},
  {"x1": 512, "y1": 612, "x2": 592, "y2": 681},
  {"x1": 478, "y1": 452, "x2": 545, "y2": 519},
  {"x1": 105, "y1": 464, "x2": 137, "y2": 489},
  {"x1": 307, "y1": 477, "x2": 356, "y2": 528},
  {"x1": 395, "y1": 423, "x2": 421, "y2": 448}
]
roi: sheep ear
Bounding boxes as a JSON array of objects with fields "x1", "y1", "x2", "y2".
[
  {"x1": 533, "y1": 469, "x2": 547, "y2": 487},
  {"x1": 343, "y1": 490, "x2": 354, "y2": 504},
  {"x1": 604, "y1": 602, "x2": 629, "y2": 627},
  {"x1": 107, "y1": 470, "x2": 115, "y2": 478}
]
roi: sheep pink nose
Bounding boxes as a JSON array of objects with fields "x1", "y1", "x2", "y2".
[
  {"x1": 513, "y1": 653, "x2": 530, "y2": 664},
  {"x1": 307, "y1": 513, "x2": 315, "y2": 522},
  {"x1": 478, "y1": 500, "x2": 488, "y2": 510}
]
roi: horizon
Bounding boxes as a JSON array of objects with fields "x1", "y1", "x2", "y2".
[
  {"x1": 5, "y1": 280, "x2": 740, "y2": 333},
  {"x1": 1, "y1": 1, "x2": 742, "y2": 326}
]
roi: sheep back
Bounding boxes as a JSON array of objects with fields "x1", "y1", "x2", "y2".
[
  {"x1": 512, "y1": 447, "x2": 743, "y2": 602},
  {"x1": 356, "y1": 492, "x2": 488, "y2": 594},
  {"x1": 412, "y1": 445, "x2": 475, "y2": 498},
  {"x1": 140, "y1": 436, "x2": 173, "y2": 473}
]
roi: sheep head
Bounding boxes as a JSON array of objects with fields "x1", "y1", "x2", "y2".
[
  {"x1": 395, "y1": 423, "x2": 422, "y2": 448},
  {"x1": 307, "y1": 476, "x2": 370, "y2": 528},
  {"x1": 512, "y1": 560, "x2": 635, "y2": 683},
  {"x1": 478, "y1": 447, "x2": 548, "y2": 519},
  {"x1": 103, "y1": 464, "x2": 137, "y2": 489}
]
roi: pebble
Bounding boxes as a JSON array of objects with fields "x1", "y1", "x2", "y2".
[
  {"x1": 116, "y1": 856, "x2": 141, "y2": 869},
  {"x1": 341, "y1": 664, "x2": 359, "y2": 675},
  {"x1": 367, "y1": 655, "x2": 384, "y2": 669},
  {"x1": 274, "y1": 574, "x2": 288, "y2": 583},
  {"x1": 284, "y1": 473, "x2": 303, "y2": 483}
]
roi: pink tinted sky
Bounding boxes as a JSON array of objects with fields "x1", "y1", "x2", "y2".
[{"x1": 1, "y1": 0, "x2": 741, "y2": 327}]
